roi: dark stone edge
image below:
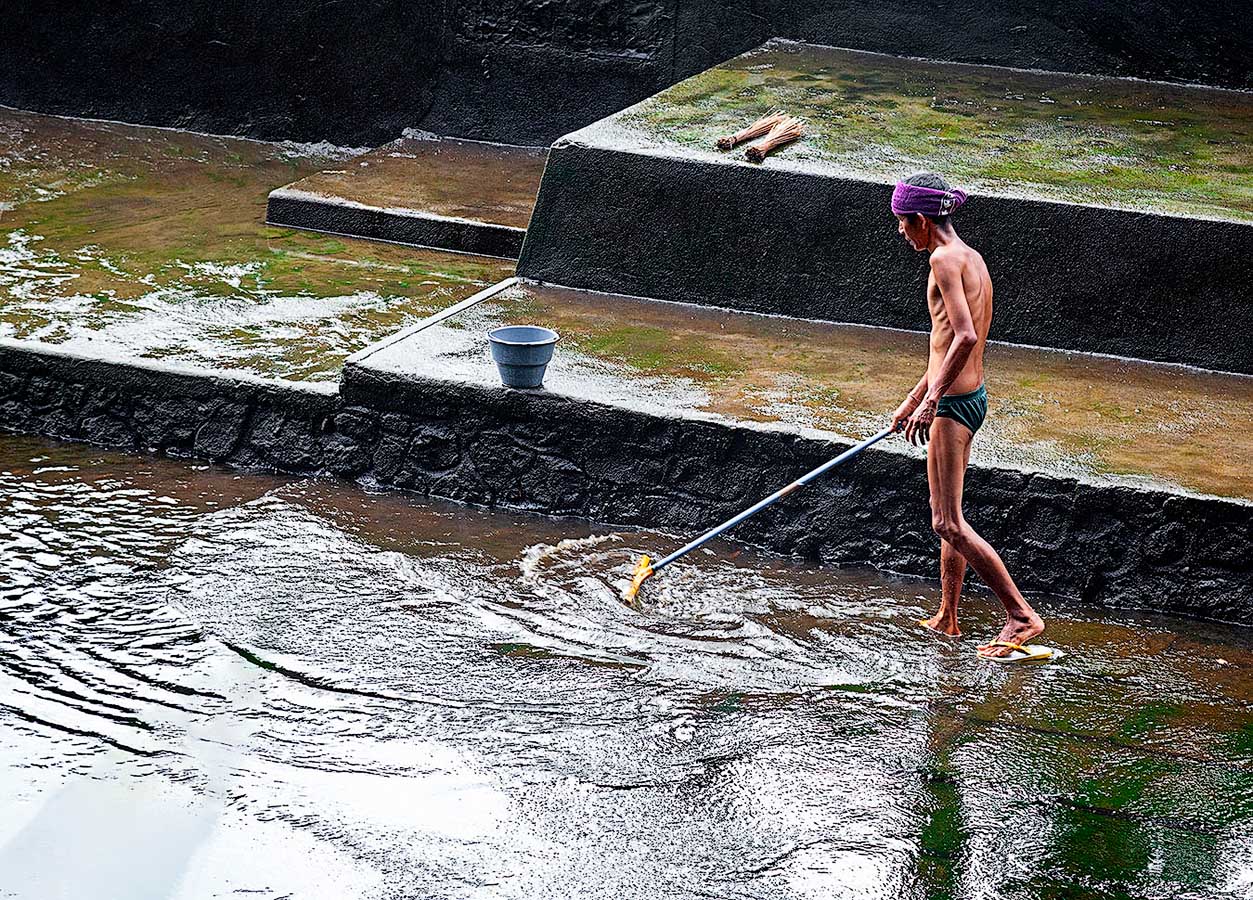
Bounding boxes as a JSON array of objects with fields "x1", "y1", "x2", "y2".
[
  {"x1": 0, "y1": 336, "x2": 1248, "y2": 625},
  {"x1": 518, "y1": 142, "x2": 1253, "y2": 375},
  {"x1": 335, "y1": 358, "x2": 1252, "y2": 625},
  {"x1": 266, "y1": 189, "x2": 526, "y2": 260},
  {"x1": 0, "y1": 339, "x2": 340, "y2": 471}
]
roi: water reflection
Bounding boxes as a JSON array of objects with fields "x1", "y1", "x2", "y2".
[{"x1": 1, "y1": 434, "x2": 1250, "y2": 898}]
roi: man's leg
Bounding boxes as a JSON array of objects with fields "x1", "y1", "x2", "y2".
[
  {"x1": 923, "y1": 434, "x2": 971, "y2": 635},
  {"x1": 921, "y1": 540, "x2": 966, "y2": 636},
  {"x1": 927, "y1": 418, "x2": 1043, "y2": 657}
]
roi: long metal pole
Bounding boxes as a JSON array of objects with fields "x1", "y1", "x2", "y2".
[{"x1": 650, "y1": 426, "x2": 894, "y2": 573}]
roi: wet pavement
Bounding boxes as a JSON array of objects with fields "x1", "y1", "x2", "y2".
[
  {"x1": 599, "y1": 40, "x2": 1253, "y2": 223},
  {"x1": 0, "y1": 108, "x2": 514, "y2": 380},
  {"x1": 273, "y1": 135, "x2": 547, "y2": 229},
  {"x1": 355, "y1": 280, "x2": 1253, "y2": 500},
  {"x1": 1, "y1": 432, "x2": 1252, "y2": 899}
]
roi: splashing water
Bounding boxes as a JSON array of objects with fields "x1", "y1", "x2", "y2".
[{"x1": 1, "y1": 434, "x2": 1252, "y2": 899}]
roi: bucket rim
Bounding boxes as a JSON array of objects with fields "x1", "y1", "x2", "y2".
[{"x1": 487, "y1": 324, "x2": 560, "y2": 347}]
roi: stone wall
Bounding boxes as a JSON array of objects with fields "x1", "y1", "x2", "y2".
[
  {"x1": 1, "y1": 338, "x2": 1248, "y2": 625},
  {"x1": 519, "y1": 145, "x2": 1253, "y2": 374},
  {"x1": 1, "y1": 1, "x2": 1249, "y2": 145},
  {"x1": 0, "y1": 341, "x2": 341, "y2": 475}
]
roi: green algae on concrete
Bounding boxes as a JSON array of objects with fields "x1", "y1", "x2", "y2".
[
  {"x1": 913, "y1": 618, "x2": 1253, "y2": 898},
  {"x1": 398, "y1": 281, "x2": 1253, "y2": 500},
  {"x1": 275, "y1": 135, "x2": 547, "y2": 229},
  {"x1": 0, "y1": 108, "x2": 514, "y2": 381},
  {"x1": 610, "y1": 40, "x2": 1253, "y2": 223}
]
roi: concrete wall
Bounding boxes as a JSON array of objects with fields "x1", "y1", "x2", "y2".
[
  {"x1": 266, "y1": 190, "x2": 525, "y2": 259},
  {"x1": 1, "y1": 1, "x2": 1249, "y2": 145},
  {"x1": 519, "y1": 145, "x2": 1253, "y2": 374},
  {"x1": 0, "y1": 338, "x2": 1248, "y2": 625}
]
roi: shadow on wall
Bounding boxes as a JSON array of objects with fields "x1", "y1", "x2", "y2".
[{"x1": 0, "y1": 0, "x2": 1249, "y2": 145}]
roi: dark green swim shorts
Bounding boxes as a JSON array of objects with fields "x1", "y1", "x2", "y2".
[{"x1": 935, "y1": 384, "x2": 987, "y2": 434}]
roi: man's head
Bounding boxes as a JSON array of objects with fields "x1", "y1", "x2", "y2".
[{"x1": 892, "y1": 172, "x2": 965, "y2": 251}]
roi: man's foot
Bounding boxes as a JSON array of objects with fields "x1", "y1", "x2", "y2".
[
  {"x1": 920, "y1": 613, "x2": 960, "y2": 637},
  {"x1": 977, "y1": 613, "x2": 1045, "y2": 658}
]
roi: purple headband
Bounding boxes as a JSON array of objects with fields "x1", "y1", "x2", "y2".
[{"x1": 891, "y1": 182, "x2": 968, "y2": 217}]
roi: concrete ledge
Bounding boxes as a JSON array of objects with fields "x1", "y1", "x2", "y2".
[
  {"x1": 267, "y1": 189, "x2": 525, "y2": 259},
  {"x1": 0, "y1": 339, "x2": 342, "y2": 472},
  {"x1": 519, "y1": 142, "x2": 1253, "y2": 373},
  {"x1": 338, "y1": 359, "x2": 1252, "y2": 624},
  {"x1": 0, "y1": 335, "x2": 1248, "y2": 624},
  {"x1": 350, "y1": 276, "x2": 1253, "y2": 500}
]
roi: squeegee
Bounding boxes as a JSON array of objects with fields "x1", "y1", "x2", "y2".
[{"x1": 624, "y1": 426, "x2": 894, "y2": 603}]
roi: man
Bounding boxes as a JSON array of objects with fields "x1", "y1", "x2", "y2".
[{"x1": 888, "y1": 173, "x2": 1044, "y2": 659}]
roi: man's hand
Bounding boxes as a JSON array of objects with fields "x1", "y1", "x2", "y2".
[
  {"x1": 890, "y1": 395, "x2": 920, "y2": 433},
  {"x1": 904, "y1": 395, "x2": 938, "y2": 446}
]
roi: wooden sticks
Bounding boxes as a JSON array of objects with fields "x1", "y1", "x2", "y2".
[
  {"x1": 744, "y1": 115, "x2": 806, "y2": 163},
  {"x1": 714, "y1": 110, "x2": 786, "y2": 150},
  {"x1": 714, "y1": 110, "x2": 807, "y2": 161}
]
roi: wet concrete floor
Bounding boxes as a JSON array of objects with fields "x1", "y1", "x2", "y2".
[
  {"x1": 605, "y1": 41, "x2": 1253, "y2": 223},
  {"x1": 364, "y1": 281, "x2": 1253, "y2": 500},
  {"x1": 274, "y1": 135, "x2": 548, "y2": 229},
  {"x1": 1, "y1": 432, "x2": 1251, "y2": 899},
  {"x1": 0, "y1": 107, "x2": 513, "y2": 380}
]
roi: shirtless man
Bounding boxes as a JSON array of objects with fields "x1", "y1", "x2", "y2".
[{"x1": 887, "y1": 173, "x2": 1044, "y2": 658}]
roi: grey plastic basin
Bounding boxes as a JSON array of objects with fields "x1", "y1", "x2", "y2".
[{"x1": 488, "y1": 325, "x2": 559, "y2": 388}]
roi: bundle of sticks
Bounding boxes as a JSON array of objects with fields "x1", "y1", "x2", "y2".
[
  {"x1": 714, "y1": 110, "x2": 806, "y2": 162},
  {"x1": 714, "y1": 110, "x2": 785, "y2": 150}
]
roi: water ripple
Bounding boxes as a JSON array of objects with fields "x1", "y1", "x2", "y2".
[{"x1": 1, "y1": 436, "x2": 1251, "y2": 899}]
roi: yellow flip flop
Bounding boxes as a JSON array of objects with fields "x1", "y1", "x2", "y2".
[{"x1": 976, "y1": 640, "x2": 1057, "y2": 663}]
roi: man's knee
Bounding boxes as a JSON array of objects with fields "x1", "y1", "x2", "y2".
[{"x1": 931, "y1": 512, "x2": 964, "y2": 544}]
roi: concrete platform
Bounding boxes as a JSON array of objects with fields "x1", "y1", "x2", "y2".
[
  {"x1": 349, "y1": 279, "x2": 1253, "y2": 502},
  {"x1": 267, "y1": 136, "x2": 547, "y2": 258},
  {"x1": 519, "y1": 40, "x2": 1253, "y2": 373},
  {"x1": 0, "y1": 277, "x2": 1247, "y2": 622},
  {"x1": 332, "y1": 278, "x2": 1251, "y2": 622},
  {"x1": 0, "y1": 106, "x2": 514, "y2": 383}
]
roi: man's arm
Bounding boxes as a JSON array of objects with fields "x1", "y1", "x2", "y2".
[
  {"x1": 909, "y1": 372, "x2": 929, "y2": 401},
  {"x1": 890, "y1": 371, "x2": 930, "y2": 432},
  {"x1": 924, "y1": 255, "x2": 978, "y2": 400}
]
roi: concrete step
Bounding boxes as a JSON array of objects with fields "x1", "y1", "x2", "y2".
[
  {"x1": 267, "y1": 135, "x2": 547, "y2": 259},
  {"x1": 518, "y1": 40, "x2": 1253, "y2": 374},
  {"x1": 340, "y1": 277, "x2": 1252, "y2": 621},
  {"x1": 347, "y1": 278, "x2": 1253, "y2": 503}
]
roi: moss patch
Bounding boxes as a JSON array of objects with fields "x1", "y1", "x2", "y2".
[
  {"x1": 617, "y1": 42, "x2": 1253, "y2": 222},
  {"x1": 0, "y1": 108, "x2": 513, "y2": 381}
]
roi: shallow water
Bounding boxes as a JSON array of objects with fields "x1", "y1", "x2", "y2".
[
  {"x1": 2, "y1": 433, "x2": 1251, "y2": 899},
  {"x1": 0, "y1": 107, "x2": 513, "y2": 380}
]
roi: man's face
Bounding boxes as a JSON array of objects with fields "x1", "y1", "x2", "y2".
[{"x1": 896, "y1": 214, "x2": 929, "y2": 252}]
